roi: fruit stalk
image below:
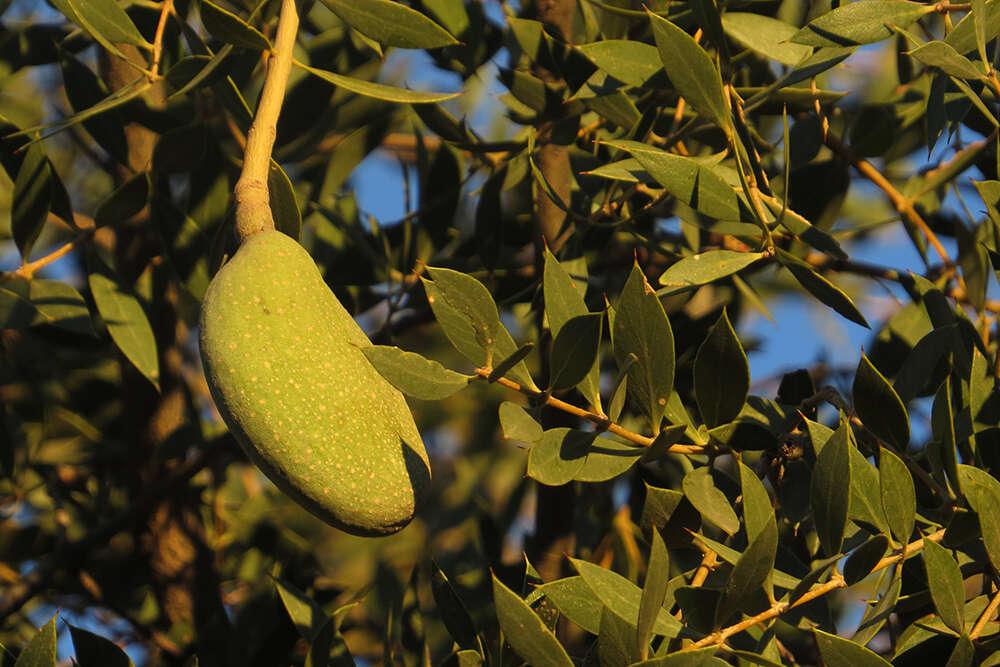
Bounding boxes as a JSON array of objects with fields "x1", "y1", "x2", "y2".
[{"x1": 233, "y1": 0, "x2": 299, "y2": 242}]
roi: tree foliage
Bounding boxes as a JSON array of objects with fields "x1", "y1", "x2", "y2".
[{"x1": 2, "y1": 0, "x2": 1000, "y2": 664}]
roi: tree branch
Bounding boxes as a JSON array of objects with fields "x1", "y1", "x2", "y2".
[{"x1": 234, "y1": 0, "x2": 299, "y2": 242}]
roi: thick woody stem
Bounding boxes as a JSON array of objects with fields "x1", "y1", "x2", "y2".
[{"x1": 234, "y1": 0, "x2": 299, "y2": 243}]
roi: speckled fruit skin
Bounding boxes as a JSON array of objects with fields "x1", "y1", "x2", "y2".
[{"x1": 199, "y1": 230, "x2": 430, "y2": 536}]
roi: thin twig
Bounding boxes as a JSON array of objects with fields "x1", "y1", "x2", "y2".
[
  {"x1": 150, "y1": 0, "x2": 174, "y2": 79},
  {"x1": 2, "y1": 228, "x2": 96, "y2": 282},
  {"x1": 970, "y1": 587, "x2": 1000, "y2": 640},
  {"x1": 233, "y1": 0, "x2": 299, "y2": 242},
  {"x1": 681, "y1": 528, "x2": 947, "y2": 650},
  {"x1": 473, "y1": 368, "x2": 713, "y2": 455}
]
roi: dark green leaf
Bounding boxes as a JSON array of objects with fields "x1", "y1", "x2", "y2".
[
  {"x1": 487, "y1": 342, "x2": 534, "y2": 383},
  {"x1": 931, "y1": 376, "x2": 960, "y2": 495},
  {"x1": 87, "y1": 252, "x2": 160, "y2": 391},
  {"x1": 69, "y1": 624, "x2": 135, "y2": 667},
  {"x1": 717, "y1": 514, "x2": 778, "y2": 624},
  {"x1": 571, "y1": 559, "x2": 682, "y2": 638},
  {"x1": 879, "y1": 446, "x2": 916, "y2": 544},
  {"x1": 813, "y1": 628, "x2": 893, "y2": 666},
  {"x1": 957, "y1": 465, "x2": 1000, "y2": 572},
  {"x1": 659, "y1": 250, "x2": 764, "y2": 288},
  {"x1": 946, "y1": 635, "x2": 975, "y2": 667},
  {"x1": 922, "y1": 539, "x2": 966, "y2": 634},
  {"x1": 630, "y1": 647, "x2": 720, "y2": 665},
  {"x1": 613, "y1": 263, "x2": 675, "y2": 431},
  {"x1": 49, "y1": 0, "x2": 150, "y2": 62},
  {"x1": 811, "y1": 421, "x2": 851, "y2": 555},
  {"x1": 423, "y1": 267, "x2": 536, "y2": 389},
  {"x1": 648, "y1": 13, "x2": 732, "y2": 134},
  {"x1": 598, "y1": 608, "x2": 639, "y2": 666},
  {"x1": 574, "y1": 436, "x2": 641, "y2": 483},
  {"x1": 854, "y1": 354, "x2": 910, "y2": 449},
  {"x1": 849, "y1": 445, "x2": 892, "y2": 536},
  {"x1": 320, "y1": 0, "x2": 458, "y2": 49},
  {"x1": 778, "y1": 249, "x2": 869, "y2": 327},
  {"x1": 682, "y1": 466, "x2": 739, "y2": 536},
  {"x1": 153, "y1": 196, "x2": 212, "y2": 300},
  {"x1": 94, "y1": 171, "x2": 149, "y2": 228},
  {"x1": 637, "y1": 529, "x2": 670, "y2": 659},
  {"x1": 853, "y1": 574, "x2": 901, "y2": 645},
  {"x1": 694, "y1": 309, "x2": 749, "y2": 428},
  {"x1": 14, "y1": 615, "x2": 57, "y2": 667},
  {"x1": 606, "y1": 141, "x2": 739, "y2": 220},
  {"x1": 499, "y1": 402, "x2": 543, "y2": 443},
  {"x1": 843, "y1": 535, "x2": 889, "y2": 585},
  {"x1": 791, "y1": 0, "x2": 934, "y2": 47},
  {"x1": 362, "y1": 346, "x2": 471, "y2": 399},
  {"x1": 11, "y1": 142, "x2": 53, "y2": 260},
  {"x1": 492, "y1": 573, "x2": 573, "y2": 667},
  {"x1": 298, "y1": 63, "x2": 461, "y2": 103},
  {"x1": 544, "y1": 250, "x2": 601, "y2": 408},
  {"x1": 276, "y1": 579, "x2": 328, "y2": 642},
  {"x1": 29, "y1": 279, "x2": 94, "y2": 336},
  {"x1": 431, "y1": 563, "x2": 482, "y2": 653},
  {"x1": 550, "y1": 313, "x2": 602, "y2": 391},
  {"x1": 200, "y1": 0, "x2": 270, "y2": 50},
  {"x1": 58, "y1": 48, "x2": 127, "y2": 163},
  {"x1": 268, "y1": 160, "x2": 302, "y2": 242},
  {"x1": 739, "y1": 462, "x2": 774, "y2": 547}
]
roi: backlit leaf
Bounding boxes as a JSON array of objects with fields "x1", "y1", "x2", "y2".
[
  {"x1": 14, "y1": 615, "x2": 57, "y2": 667},
  {"x1": 791, "y1": 0, "x2": 934, "y2": 47},
  {"x1": 298, "y1": 63, "x2": 461, "y2": 103},
  {"x1": 659, "y1": 250, "x2": 764, "y2": 288},
  {"x1": 320, "y1": 0, "x2": 458, "y2": 49}
]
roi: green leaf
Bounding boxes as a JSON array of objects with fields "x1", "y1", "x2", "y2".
[
  {"x1": 946, "y1": 635, "x2": 975, "y2": 667},
  {"x1": 630, "y1": 647, "x2": 720, "y2": 665},
  {"x1": 320, "y1": 0, "x2": 458, "y2": 49},
  {"x1": 814, "y1": 628, "x2": 893, "y2": 666},
  {"x1": 492, "y1": 574, "x2": 573, "y2": 667},
  {"x1": 811, "y1": 421, "x2": 852, "y2": 555},
  {"x1": 682, "y1": 466, "x2": 739, "y2": 536},
  {"x1": 28, "y1": 279, "x2": 94, "y2": 336},
  {"x1": 11, "y1": 142, "x2": 53, "y2": 260},
  {"x1": 598, "y1": 608, "x2": 640, "y2": 666},
  {"x1": 606, "y1": 141, "x2": 739, "y2": 220},
  {"x1": 87, "y1": 252, "x2": 160, "y2": 391},
  {"x1": 544, "y1": 250, "x2": 601, "y2": 409},
  {"x1": 721, "y1": 13, "x2": 811, "y2": 66},
  {"x1": 297, "y1": 63, "x2": 461, "y2": 103},
  {"x1": 843, "y1": 535, "x2": 889, "y2": 585},
  {"x1": 571, "y1": 558, "x2": 682, "y2": 638},
  {"x1": 637, "y1": 529, "x2": 670, "y2": 659},
  {"x1": 957, "y1": 465, "x2": 1000, "y2": 572},
  {"x1": 760, "y1": 195, "x2": 847, "y2": 259},
  {"x1": 909, "y1": 41, "x2": 986, "y2": 80},
  {"x1": 922, "y1": 539, "x2": 966, "y2": 634},
  {"x1": 488, "y1": 343, "x2": 534, "y2": 383},
  {"x1": 14, "y1": 615, "x2": 57, "y2": 667},
  {"x1": 49, "y1": 0, "x2": 151, "y2": 62},
  {"x1": 778, "y1": 249, "x2": 869, "y2": 328},
  {"x1": 576, "y1": 40, "x2": 662, "y2": 86},
  {"x1": 430, "y1": 563, "x2": 482, "y2": 654},
  {"x1": 717, "y1": 512, "x2": 778, "y2": 624},
  {"x1": 944, "y1": 0, "x2": 1000, "y2": 55},
  {"x1": 94, "y1": 172, "x2": 149, "y2": 228},
  {"x1": 648, "y1": 13, "x2": 732, "y2": 134},
  {"x1": 613, "y1": 263, "x2": 675, "y2": 431},
  {"x1": 69, "y1": 624, "x2": 135, "y2": 667},
  {"x1": 499, "y1": 402, "x2": 543, "y2": 443},
  {"x1": 536, "y1": 576, "x2": 603, "y2": 634},
  {"x1": 853, "y1": 574, "x2": 901, "y2": 645},
  {"x1": 153, "y1": 195, "x2": 212, "y2": 300},
  {"x1": 550, "y1": 313, "x2": 602, "y2": 391},
  {"x1": 849, "y1": 445, "x2": 892, "y2": 536},
  {"x1": 200, "y1": 0, "x2": 270, "y2": 50},
  {"x1": 791, "y1": 0, "x2": 934, "y2": 47},
  {"x1": 423, "y1": 267, "x2": 536, "y2": 389},
  {"x1": 739, "y1": 462, "x2": 774, "y2": 547},
  {"x1": 527, "y1": 428, "x2": 590, "y2": 485},
  {"x1": 854, "y1": 354, "x2": 910, "y2": 449},
  {"x1": 659, "y1": 250, "x2": 764, "y2": 288},
  {"x1": 879, "y1": 446, "x2": 916, "y2": 544},
  {"x1": 970, "y1": 347, "x2": 1000, "y2": 432},
  {"x1": 694, "y1": 309, "x2": 749, "y2": 428},
  {"x1": 931, "y1": 376, "x2": 961, "y2": 495},
  {"x1": 361, "y1": 345, "x2": 471, "y2": 399}
]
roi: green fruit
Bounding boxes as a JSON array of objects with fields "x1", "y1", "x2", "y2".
[{"x1": 199, "y1": 230, "x2": 430, "y2": 536}]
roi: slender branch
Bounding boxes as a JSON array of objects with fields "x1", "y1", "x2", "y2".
[
  {"x1": 473, "y1": 368, "x2": 713, "y2": 455},
  {"x1": 681, "y1": 528, "x2": 947, "y2": 650},
  {"x1": 233, "y1": 0, "x2": 299, "y2": 242},
  {"x1": 2, "y1": 228, "x2": 96, "y2": 282},
  {"x1": 824, "y1": 133, "x2": 961, "y2": 291},
  {"x1": 970, "y1": 587, "x2": 1000, "y2": 640},
  {"x1": 150, "y1": 0, "x2": 174, "y2": 79}
]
